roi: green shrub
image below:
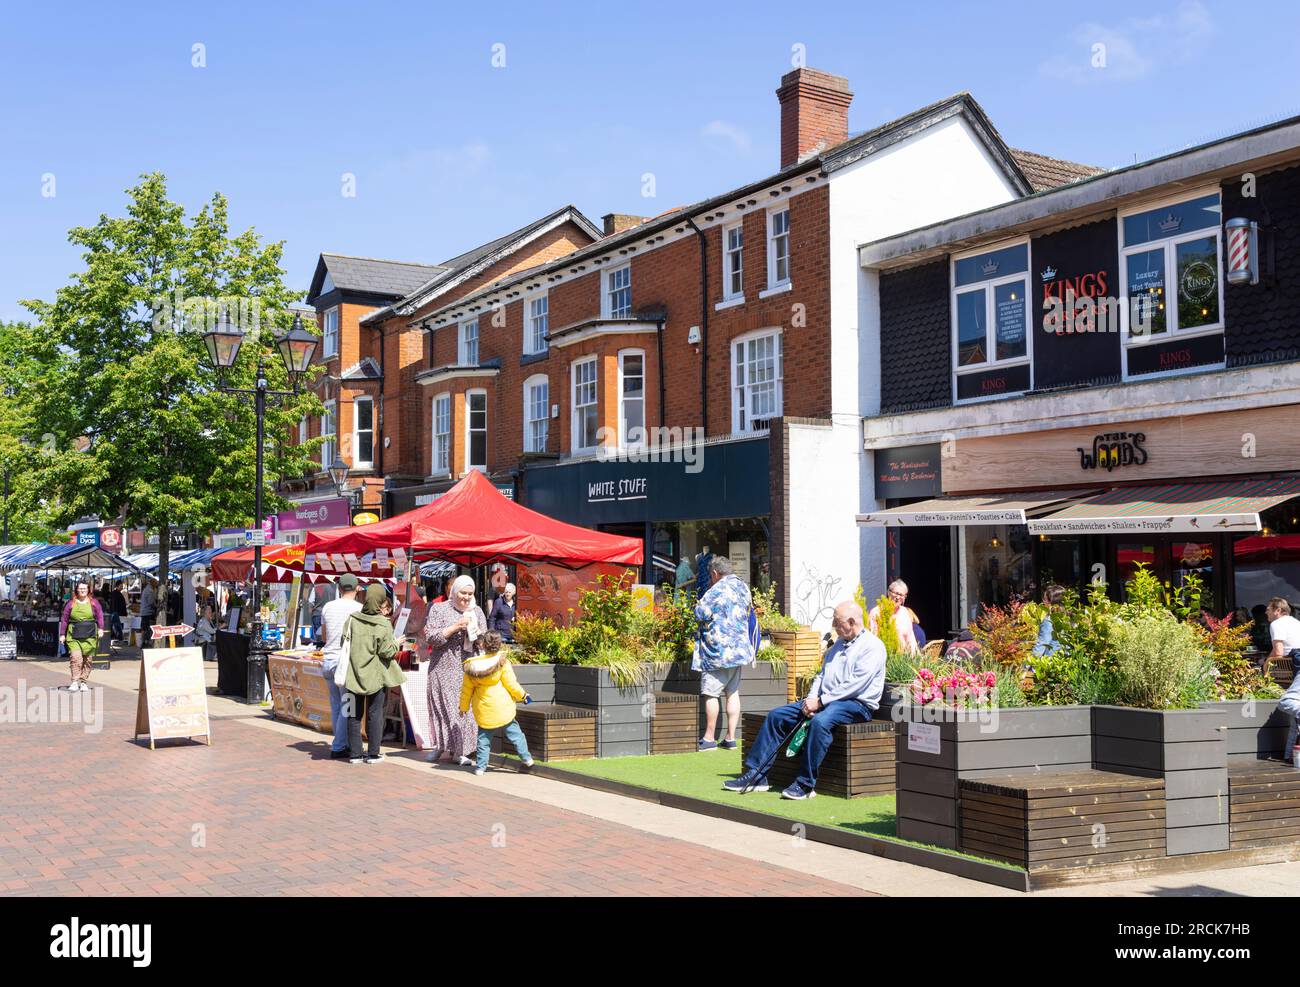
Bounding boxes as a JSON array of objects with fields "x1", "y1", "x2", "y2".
[
  {"x1": 873, "y1": 595, "x2": 902, "y2": 655},
  {"x1": 753, "y1": 582, "x2": 800, "y2": 632},
  {"x1": 579, "y1": 641, "x2": 648, "y2": 689},
  {"x1": 1111, "y1": 614, "x2": 1209, "y2": 710},
  {"x1": 756, "y1": 643, "x2": 786, "y2": 664},
  {"x1": 885, "y1": 650, "x2": 919, "y2": 683}
]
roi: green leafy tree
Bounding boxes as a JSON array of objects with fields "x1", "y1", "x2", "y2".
[
  {"x1": 21, "y1": 173, "x2": 321, "y2": 619},
  {"x1": 0, "y1": 319, "x2": 69, "y2": 541}
]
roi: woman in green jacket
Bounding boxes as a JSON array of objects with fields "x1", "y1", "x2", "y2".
[{"x1": 344, "y1": 584, "x2": 410, "y2": 764}]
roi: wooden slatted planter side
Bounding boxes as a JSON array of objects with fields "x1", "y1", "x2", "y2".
[
  {"x1": 959, "y1": 770, "x2": 1166, "y2": 871},
  {"x1": 768, "y1": 628, "x2": 823, "y2": 701},
  {"x1": 739, "y1": 711, "x2": 896, "y2": 798},
  {"x1": 492, "y1": 704, "x2": 597, "y2": 762}
]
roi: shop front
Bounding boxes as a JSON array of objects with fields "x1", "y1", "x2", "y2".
[
  {"x1": 861, "y1": 404, "x2": 1300, "y2": 634},
  {"x1": 275, "y1": 496, "x2": 352, "y2": 546},
  {"x1": 518, "y1": 437, "x2": 771, "y2": 589}
]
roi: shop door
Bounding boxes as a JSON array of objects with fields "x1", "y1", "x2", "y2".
[{"x1": 898, "y1": 525, "x2": 952, "y2": 644}]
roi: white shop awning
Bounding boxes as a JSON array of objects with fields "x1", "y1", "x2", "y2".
[
  {"x1": 857, "y1": 490, "x2": 1095, "y2": 527},
  {"x1": 1026, "y1": 476, "x2": 1300, "y2": 535}
]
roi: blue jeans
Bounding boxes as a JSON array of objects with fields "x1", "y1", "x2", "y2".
[
  {"x1": 323, "y1": 660, "x2": 348, "y2": 754},
  {"x1": 743, "y1": 699, "x2": 871, "y2": 791},
  {"x1": 476, "y1": 720, "x2": 530, "y2": 770}
]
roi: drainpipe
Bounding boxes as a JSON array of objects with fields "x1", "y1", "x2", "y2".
[{"x1": 684, "y1": 217, "x2": 709, "y2": 432}]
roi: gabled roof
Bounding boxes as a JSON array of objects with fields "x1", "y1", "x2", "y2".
[
  {"x1": 359, "y1": 205, "x2": 602, "y2": 325},
  {"x1": 417, "y1": 93, "x2": 1045, "y2": 328},
  {"x1": 1009, "y1": 148, "x2": 1107, "y2": 192},
  {"x1": 340, "y1": 357, "x2": 383, "y2": 381},
  {"x1": 307, "y1": 254, "x2": 445, "y2": 303}
]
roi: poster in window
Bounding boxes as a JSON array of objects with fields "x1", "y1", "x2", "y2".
[
  {"x1": 1176, "y1": 236, "x2": 1219, "y2": 329},
  {"x1": 994, "y1": 282, "x2": 1026, "y2": 360}
]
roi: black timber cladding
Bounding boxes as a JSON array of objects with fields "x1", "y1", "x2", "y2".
[
  {"x1": 1222, "y1": 163, "x2": 1300, "y2": 368},
  {"x1": 879, "y1": 258, "x2": 951, "y2": 413}
]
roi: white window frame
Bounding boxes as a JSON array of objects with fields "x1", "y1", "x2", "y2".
[
  {"x1": 525, "y1": 292, "x2": 549, "y2": 355},
  {"x1": 722, "y1": 222, "x2": 744, "y2": 301},
  {"x1": 352, "y1": 396, "x2": 374, "y2": 469},
  {"x1": 603, "y1": 264, "x2": 632, "y2": 319},
  {"x1": 571, "y1": 356, "x2": 600, "y2": 455},
  {"x1": 617, "y1": 348, "x2": 647, "y2": 450},
  {"x1": 297, "y1": 418, "x2": 307, "y2": 447},
  {"x1": 431, "y1": 393, "x2": 451, "y2": 476},
  {"x1": 730, "y1": 328, "x2": 783, "y2": 435},
  {"x1": 322, "y1": 307, "x2": 340, "y2": 359},
  {"x1": 465, "y1": 389, "x2": 488, "y2": 473},
  {"x1": 1117, "y1": 187, "x2": 1227, "y2": 379},
  {"x1": 766, "y1": 208, "x2": 790, "y2": 289},
  {"x1": 458, "y1": 319, "x2": 479, "y2": 366},
  {"x1": 321, "y1": 400, "x2": 336, "y2": 468},
  {"x1": 949, "y1": 237, "x2": 1033, "y2": 404},
  {"x1": 523, "y1": 374, "x2": 549, "y2": 453}
]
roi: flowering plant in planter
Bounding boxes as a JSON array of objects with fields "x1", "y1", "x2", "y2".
[{"x1": 910, "y1": 667, "x2": 998, "y2": 707}]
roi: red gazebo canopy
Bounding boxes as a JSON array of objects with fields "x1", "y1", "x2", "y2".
[{"x1": 306, "y1": 471, "x2": 643, "y2": 570}]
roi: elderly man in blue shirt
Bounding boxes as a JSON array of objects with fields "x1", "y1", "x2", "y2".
[{"x1": 725, "y1": 599, "x2": 885, "y2": 800}]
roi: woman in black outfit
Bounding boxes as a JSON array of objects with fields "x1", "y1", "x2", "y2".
[{"x1": 488, "y1": 582, "x2": 516, "y2": 642}]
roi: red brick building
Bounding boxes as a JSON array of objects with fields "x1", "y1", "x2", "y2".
[{"x1": 299, "y1": 68, "x2": 1095, "y2": 625}]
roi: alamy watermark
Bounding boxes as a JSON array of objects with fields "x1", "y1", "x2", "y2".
[
  {"x1": 0, "y1": 680, "x2": 103, "y2": 733},
  {"x1": 592, "y1": 425, "x2": 705, "y2": 474}
]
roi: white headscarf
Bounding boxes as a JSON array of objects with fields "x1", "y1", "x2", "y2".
[{"x1": 450, "y1": 575, "x2": 476, "y2": 611}]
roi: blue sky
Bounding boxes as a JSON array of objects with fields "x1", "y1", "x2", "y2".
[{"x1": 2, "y1": 0, "x2": 1298, "y2": 321}]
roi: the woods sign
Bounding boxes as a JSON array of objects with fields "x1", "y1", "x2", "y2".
[{"x1": 1078, "y1": 431, "x2": 1148, "y2": 471}]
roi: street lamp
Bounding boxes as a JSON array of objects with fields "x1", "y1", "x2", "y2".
[
  {"x1": 328, "y1": 456, "x2": 350, "y2": 498},
  {"x1": 203, "y1": 310, "x2": 316, "y2": 701}
]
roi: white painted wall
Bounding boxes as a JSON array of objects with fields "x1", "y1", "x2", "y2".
[
  {"x1": 813, "y1": 114, "x2": 1023, "y2": 612},
  {"x1": 784, "y1": 420, "x2": 861, "y2": 633}
]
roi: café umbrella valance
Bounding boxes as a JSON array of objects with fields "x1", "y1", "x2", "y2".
[
  {"x1": 1026, "y1": 476, "x2": 1300, "y2": 535},
  {"x1": 856, "y1": 490, "x2": 1094, "y2": 527}
]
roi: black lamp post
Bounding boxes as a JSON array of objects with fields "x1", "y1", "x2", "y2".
[{"x1": 203, "y1": 310, "x2": 316, "y2": 702}]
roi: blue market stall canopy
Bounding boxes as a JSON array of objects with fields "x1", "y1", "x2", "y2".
[{"x1": 0, "y1": 542, "x2": 149, "y2": 574}]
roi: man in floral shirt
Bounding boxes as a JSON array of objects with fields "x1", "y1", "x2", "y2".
[{"x1": 694, "y1": 557, "x2": 755, "y2": 752}]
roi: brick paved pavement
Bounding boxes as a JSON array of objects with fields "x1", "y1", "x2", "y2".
[{"x1": 0, "y1": 660, "x2": 867, "y2": 897}]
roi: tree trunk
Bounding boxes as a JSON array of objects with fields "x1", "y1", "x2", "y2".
[{"x1": 157, "y1": 521, "x2": 170, "y2": 644}]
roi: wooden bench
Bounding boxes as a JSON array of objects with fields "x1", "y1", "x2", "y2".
[
  {"x1": 491, "y1": 704, "x2": 596, "y2": 761},
  {"x1": 651, "y1": 692, "x2": 697, "y2": 754},
  {"x1": 740, "y1": 711, "x2": 896, "y2": 798},
  {"x1": 959, "y1": 769, "x2": 1166, "y2": 872},
  {"x1": 1228, "y1": 759, "x2": 1300, "y2": 849}
]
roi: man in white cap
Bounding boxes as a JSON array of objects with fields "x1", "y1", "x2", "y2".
[{"x1": 320, "y1": 574, "x2": 363, "y2": 760}]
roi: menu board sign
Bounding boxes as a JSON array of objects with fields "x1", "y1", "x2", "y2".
[
  {"x1": 268, "y1": 653, "x2": 332, "y2": 733},
  {"x1": 134, "y1": 647, "x2": 211, "y2": 748},
  {"x1": 0, "y1": 631, "x2": 16, "y2": 660}
]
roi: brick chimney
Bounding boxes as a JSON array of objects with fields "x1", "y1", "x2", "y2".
[
  {"x1": 776, "y1": 68, "x2": 853, "y2": 168},
  {"x1": 602, "y1": 213, "x2": 648, "y2": 236}
]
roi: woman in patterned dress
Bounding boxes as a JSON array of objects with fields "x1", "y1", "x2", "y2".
[{"x1": 422, "y1": 575, "x2": 487, "y2": 765}]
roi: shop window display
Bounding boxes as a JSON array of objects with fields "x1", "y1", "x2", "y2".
[{"x1": 964, "y1": 524, "x2": 1034, "y2": 620}]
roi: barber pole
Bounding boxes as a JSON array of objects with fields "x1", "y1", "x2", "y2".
[{"x1": 1225, "y1": 217, "x2": 1259, "y2": 285}]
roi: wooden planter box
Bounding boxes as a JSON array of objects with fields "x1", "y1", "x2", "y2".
[
  {"x1": 554, "y1": 664, "x2": 653, "y2": 758},
  {"x1": 1092, "y1": 706, "x2": 1229, "y2": 855},
  {"x1": 650, "y1": 692, "x2": 697, "y2": 754},
  {"x1": 509, "y1": 663, "x2": 556, "y2": 705},
  {"x1": 740, "y1": 711, "x2": 895, "y2": 797},
  {"x1": 1198, "y1": 699, "x2": 1289, "y2": 763},
  {"x1": 1227, "y1": 760, "x2": 1300, "y2": 848},
  {"x1": 895, "y1": 705, "x2": 1093, "y2": 850},
  {"x1": 657, "y1": 661, "x2": 787, "y2": 738},
  {"x1": 768, "y1": 628, "x2": 823, "y2": 701},
  {"x1": 958, "y1": 769, "x2": 1166, "y2": 872},
  {"x1": 492, "y1": 703, "x2": 595, "y2": 761}
]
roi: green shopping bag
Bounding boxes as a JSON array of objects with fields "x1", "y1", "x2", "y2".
[{"x1": 784, "y1": 719, "x2": 810, "y2": 757}]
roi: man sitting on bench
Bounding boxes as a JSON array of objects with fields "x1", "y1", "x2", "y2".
[{"x1": 724, "y1": 600, "x2": 886, "y2": 800}]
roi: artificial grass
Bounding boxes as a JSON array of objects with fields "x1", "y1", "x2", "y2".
[
  {"x1": 556, "y1": 749, "x2": 896, "y2": 835},
  {"x1": 545, "y1": 750, "x2": 1019, "y2": 870}
]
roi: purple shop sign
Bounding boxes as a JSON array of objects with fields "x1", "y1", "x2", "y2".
[{"x1": 276, "y1": 497, "x2": 350, "y2": 532}]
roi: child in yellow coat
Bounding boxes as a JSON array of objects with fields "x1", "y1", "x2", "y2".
[{"x1": 460, "y1": 631, "x2": 534, "y2": 776}]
